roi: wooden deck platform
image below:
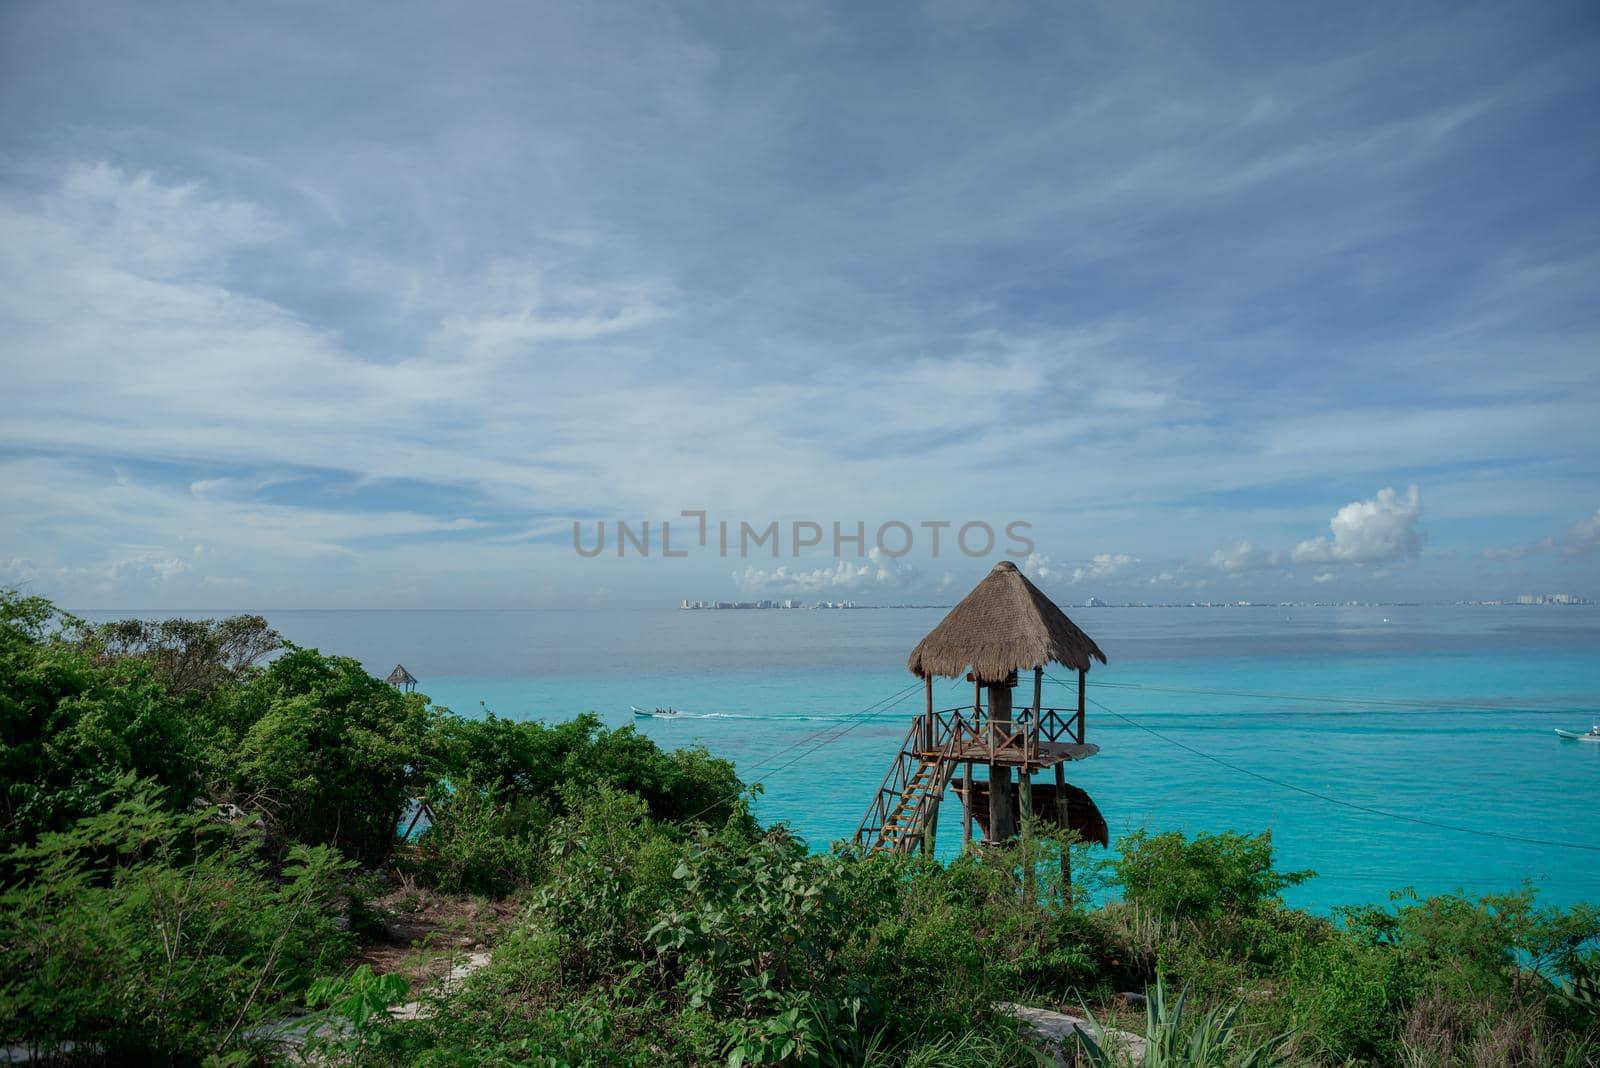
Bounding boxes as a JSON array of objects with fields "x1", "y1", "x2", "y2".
[{"x1": 910, "y1": 739, "x2": 1098, "y2": 770}]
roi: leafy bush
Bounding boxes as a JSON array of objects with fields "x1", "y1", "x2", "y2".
[
  {"x1": 1113, "y1": 829, "x2": 1313, "y2": 923},
  {"x1": 404, "y1": 712, "x2": 754, "y2": 896},
  {"x1": 0, "y1": 777, "x2": 353, "y2": 1062},
  {"x1": 438, "y1": 711, "x2": 753, "y2": 828},
  {"x1": 215, "y1": 645, "x2": 440, "y2": 865},
  {"x1": 386, "y1": 787, "x2": 1039, "y2": 1065},
  {"x1": 1340, "y1": 885, "x2": 1600, "y2": 1004},
  {"x1": 0, "y1": 592, "x2": 202, "y2": 860},
  {"x1": 401, "y1": 783, "x2": 550, "y2": 897},
  {"x1": 304, "y1": 964, "x2": 413, "y2": 1063}
]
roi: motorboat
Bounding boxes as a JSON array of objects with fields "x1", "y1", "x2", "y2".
[
  {"x1": 1554, "y1": 726, "x2": 1600, "y2": 742},
  {"x1": 632, "y1": 705, "x2": 678, "y2": 718}
]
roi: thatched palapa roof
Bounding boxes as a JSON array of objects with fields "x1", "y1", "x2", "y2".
[
  {"x1": 386, "y1": 663, "x2": 418, "y2": 686},
  {"x1": 908, "y1": 560, "x2": 1106, "y2": 682}
]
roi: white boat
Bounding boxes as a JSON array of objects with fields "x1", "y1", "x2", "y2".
[
  {"x1": 632, "y1": 705, "x2": 678, "y2": 718},
  {"x1": 1554, "y1": 726, "x2": 1600, "y2": 741}
]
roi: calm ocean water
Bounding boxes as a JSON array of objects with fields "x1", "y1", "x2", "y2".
[{"x1": 79, "y1": 604, "x2": 1600, "y2": 913}]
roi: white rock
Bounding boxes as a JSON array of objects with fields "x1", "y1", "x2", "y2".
[{"x1": 997, "y1": 1001, "x2": 1148, "y2": 1067}]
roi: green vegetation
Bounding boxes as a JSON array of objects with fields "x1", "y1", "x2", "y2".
[{"x1": 2, "y1": 590, "x2": 1597, "y2": 1065}]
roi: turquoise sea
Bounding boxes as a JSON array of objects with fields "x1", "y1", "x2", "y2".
[{"x1": 80, "y1": 604, "x2": 1600, "y2": 913}]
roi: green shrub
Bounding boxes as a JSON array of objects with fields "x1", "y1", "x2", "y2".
[
  {"x1": 1284, "y1": 886, "x2": 1600, "y2": 1064},
  {"x1": 1278, "y1": 931, "x2": 1420, "y2": 1062},
  {"x1": 217, "y1": 645, "x2": 441, "y2": 865},
  {"x1": 0, "y1": 777, "x2": 354, "y2": 1062},
  {"x1": 304, "y1": 963, "x2": 413, "y2": 1063},
  {"x1": 1341, "y1": 885, "x2": 1600, "y2": 1005},
  {"x1": 439, "y1": 710, "x2": 754, "y2": 830},
  {"x1": 401, "y1": 782, "x2": 551, "y2": 896},
  {"x1": 1113, "y1": 829, "x2": 1313, "y2": 924},
  {"x1": 0, "y1": 592, "x2": 201, "y2": 860},
  {"x1": 403, "y1": 713, "x2": 754, "y2": 896}
]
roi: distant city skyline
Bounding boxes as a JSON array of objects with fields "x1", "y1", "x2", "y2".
[
  {"x1": 2, "y1": 3, "x2": 1598, "y2": 609},
  {"x1": 675, "y1": 593, "x2": 1593, "y2": 611}
]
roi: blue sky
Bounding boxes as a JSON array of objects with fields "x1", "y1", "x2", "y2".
[{"x1": 1, "y1": 1, "x2": 1597, "y2": 608}]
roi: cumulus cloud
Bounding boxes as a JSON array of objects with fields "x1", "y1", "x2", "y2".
[
  {"x1": 1563, "y1": 510, "x2": 1600, "y2": 557},
  {"x1": 1071, "y1": 553, "x2": 1136, "y2": 584},
  {"x1": 1021, "y1": 551, "x2": 1061, "y2": 582},
  {"x1": 732, "y1": 547, "x2": 921, "y2": 595},
  {"x1": 1292, "y1": 485, "x2": 1423, "y2": 566},
  {"x1": 1205, "y1": 539, "x2": 1282, "y2": 573},
  {"x1": 1023, "y1": 551, "x2": 1137, "y2": 585}
]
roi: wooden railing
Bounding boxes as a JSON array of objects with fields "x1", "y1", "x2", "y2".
[{"x1": 911, "y1": 704, "x2": 1084, "y2": 764}]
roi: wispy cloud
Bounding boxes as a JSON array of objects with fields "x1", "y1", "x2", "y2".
[{"x1": 1, "y1": 2, "x2": 1597, "y2": 605}]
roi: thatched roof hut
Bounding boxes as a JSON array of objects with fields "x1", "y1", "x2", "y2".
[
  {"x1": 908, "y1": 560, "x2": 1106, "y2": 683},
  {"x1": 386, "y1": 663, "x2": 418, "y2": 691}
]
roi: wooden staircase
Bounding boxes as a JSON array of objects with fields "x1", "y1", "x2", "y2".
[
  {"x1": 873, "y1": 759, "x2": 955, "y2": 853},
  {"x1": 854, "y1": 714, "x2": 966, "y2": 855}
]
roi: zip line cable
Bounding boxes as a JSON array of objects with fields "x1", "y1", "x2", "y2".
[
  {"x1": 689, "y1": 673, "x2": 969, "y2": 786},
  {"x1": 735, "y1": 680, "x2": 922, "y2": 780},
  {"x1": 678, "y1": 678, "x2": 928, "y2": 826},
  {"x1": 1085, "y1": 678, "x2": 1591, "y2": 714},
  {"x1": 663, "y1": 675, "x2": 1592, "y2": 727},
  {"x1": 1039, "y1": 671, "x2": 1600, "y2": 855}
]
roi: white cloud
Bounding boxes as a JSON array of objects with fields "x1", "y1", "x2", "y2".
[
  {"x1": 1481, "y1": 536, "x2": 1554, "y2": 561},
  {"x1": 732, "y1": 547, "x2": 921, "y2": 596},
  {"x1": 1562, "y1": 509, "x2": 1600, "y2": 558},
  {"x1": 1312, "y1": 571, "x2": 1336, "y2": 584},
  {"x1": 1023, "y1": 550, "x2": 1137, "y2": 585},
  {"x1": 1292, "y1": 486, "x2": 1424, "y2": 566},
  {"x1": 1021, "y1": 551, "x2": 1061, "y2": 582},
  {"x1": 1071, "y1": 553, "x2": 1136, "y2": 584},
  {"x1": 1205, "y1": 539, "x2": 1282, "y2": 573}
]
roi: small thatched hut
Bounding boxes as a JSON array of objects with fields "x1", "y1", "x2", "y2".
[{"x1": 385, "y1": 663, "x2": 418, "y2": 693}]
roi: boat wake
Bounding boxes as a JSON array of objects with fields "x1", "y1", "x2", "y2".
[{"x1": 634, "y1": 710, "x2": 885, "y2": 723}]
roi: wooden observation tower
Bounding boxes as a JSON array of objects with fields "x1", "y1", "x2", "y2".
[{"x1": 854, "y1": 560, "x2": 1110, "y2": 858}]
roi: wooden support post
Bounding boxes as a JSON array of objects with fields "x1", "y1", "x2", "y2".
[
  {"x1": 1055, "y1": 762, "x2": 1071, "y2": 894},
  {"x1": 975, "y1": 676, "x2": 985, "y2": 756},
  {"x1": 1077, "y1": 668, "x2": 1087, "y2": 743},
  {"x1": 961, "y1": 762, "x2": 974, "y2": 849},
  {"x1": 1018, "y1": 765, "x2": 1034, "y2": 903},
  {"x1": 923, "y1": 674, "x2": 940, "y2": 856},
  {"x1": 987, "y1": 680, "x2": 1015, "y2": 843},
  {"x1": 1032, "y1": 667, "x2": 1043, "y2": 759}
]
